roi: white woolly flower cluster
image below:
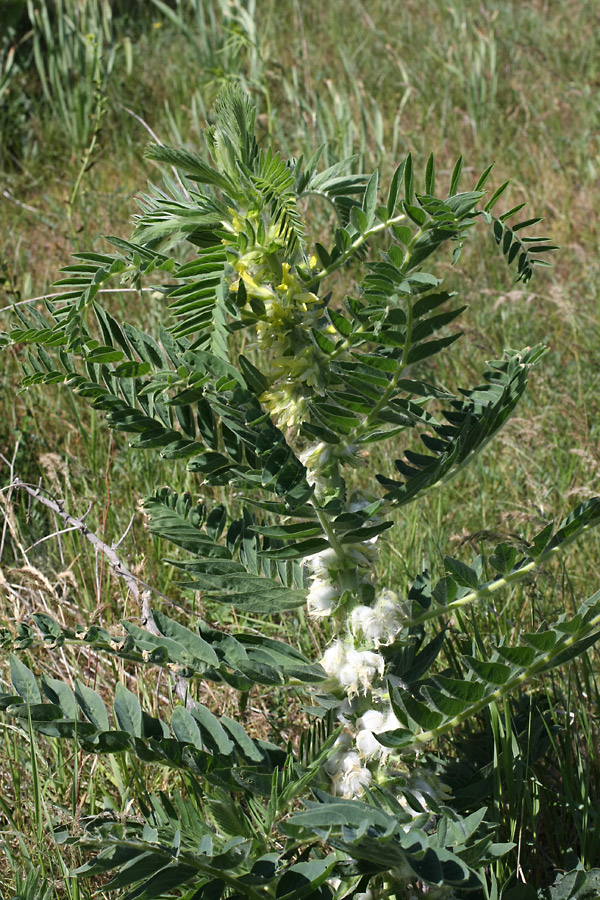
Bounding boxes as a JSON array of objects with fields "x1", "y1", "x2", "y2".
[
  {"x1": 324, "y1": 734, "x2": 372, "y2": 799},
  {"x1": 320, "y1": 639, "x2": 385, "y2": 696},
  {"x1": 300, "y1": 444, "x2": 366, "y2": 501},
  {"x1": 299, "y1": 441, "x2": 331, "y2": 498},
  {"x1": 355, "y1": 706, "x2": 402, "y2": 760},
  {"x1": 299, "y1": 441, "x2": 329, "y2": 485},
  {"x1": 345, "y1": 540, "x2": 379, "y2": 570},
  {"x1": 304, "y1": 548, "x2": 339, "y2": 619},
  {"x1": 306, "y1": 578, "x2": 338, "y2": 618},
  {"x1": 306, "y1": 548, "x2": 338, "y2": 579},
  {"x1": 350, "y1": 589, "x2": 406, "y2": 648}
]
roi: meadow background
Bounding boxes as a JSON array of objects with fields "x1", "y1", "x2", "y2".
[{"x1": 1, "y1": 0, "x2": 600, "y2": 896}]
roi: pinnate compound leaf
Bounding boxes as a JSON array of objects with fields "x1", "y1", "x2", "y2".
[{"x1": 379, "y1": 346, "x2": 544, "y2": 506}]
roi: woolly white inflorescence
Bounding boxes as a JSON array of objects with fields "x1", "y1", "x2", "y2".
[
  {"x1": 306, "y1": 577, "x2": 338, "y2": 618},
  {"x1": 355, "y1": 707, "x2": 402, "y2": 760},
  {"x1": 305, "y1": 548, "x2": 338, "y2": 579},
  {"x1": 326, "y1": 748, "x2": 372, "y2": 799},
  {"x1": 299, "y1": 441, "x2": 329, "y2": 474},
  {"x1": 304, "y1": 547, "x2": 341, "y2": 619},
  {"x1": 350, "y1": 589, "x2": 406, "y2": 648},
  {"x1": 320, "y1": 640, "x2": 385, "y2": 695}
]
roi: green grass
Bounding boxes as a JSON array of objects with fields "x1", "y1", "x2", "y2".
[{"x1": 1, "y1": 0, "x2": 600, "y2": 896}]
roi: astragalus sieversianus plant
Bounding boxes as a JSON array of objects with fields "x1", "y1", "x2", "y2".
[{"x1": 3, "y1": 86, "x2": 600, "y2": 900}]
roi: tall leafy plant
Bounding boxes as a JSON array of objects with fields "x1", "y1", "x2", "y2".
[{"x1": 2, "y1": 86, "x2": 598, "y2": 899}]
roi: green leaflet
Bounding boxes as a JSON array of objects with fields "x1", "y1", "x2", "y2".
[
  {"x1": 74, "y1": 680, "x2": 110, "y2": 732},
  {"x1": 380, "y1": 589, "x2": 600, "y2": 750},
  {"x1": 171, "y1": 705, "x2": 204, "y2": 751},
  {"x1": 8, "y1": 702, "x2": 64, "y2": 722},
  {"x1": 10, "y1": 655, "x2": 41, "y2": 704},
  {"x1": 286, "y1": 799, "x2": 395, "y2": 832},
  {"x1": 152, "y1": 611, "x2": 219, "y2": 667},
  {"x1": 258, "y1": 538, "x2": 330, "y2": 561},
  {"x1": 114, "y1": 683, "x2": 144, "y2": 739},
  {"x1": 275, "y1": 858, "x2": 338, "y2": 900},
  {"x1": 190, "y1": 703, "x2": 235, "y2": 756},
  {"x1": 41, "y1": 674, "x2": 77, "y2": 719}
]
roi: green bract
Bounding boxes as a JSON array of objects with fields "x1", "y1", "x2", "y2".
[{"x1": 2, "y1": 86, "x2": 596, "y2": 900}]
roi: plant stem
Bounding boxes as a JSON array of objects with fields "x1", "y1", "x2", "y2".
[
  {"x1": 306, "y1": 212, "x2": 408, "y2": 289},
  {"x1": 408, "y1": 526, "x2": 600, "y2": 629},
  {"x1": 412, "y1": 607, "x2": 600, "y2": 747},
  {"x1": 314, "y1": 505, "x2": 346, "y2": 558}
]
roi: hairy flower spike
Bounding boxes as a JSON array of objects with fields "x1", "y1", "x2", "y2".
[
  {"x1": 324, "y1": 733, "x2": 372, "y2": 798},
  {"x1": 321, "y1": 640, "x2": 385, "y2": 696},
  {"x1": 351, "y1": 589, "x2": 406, "y2": 648}
]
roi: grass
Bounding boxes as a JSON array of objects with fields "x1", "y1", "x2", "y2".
[{"x1": 1, "y1": 0, "x2": 600, "y2": 896}]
